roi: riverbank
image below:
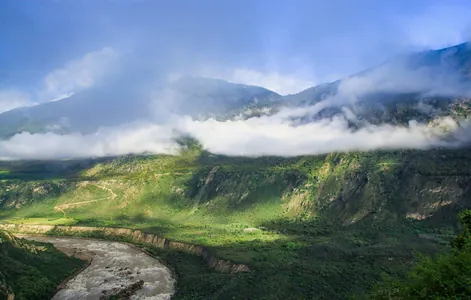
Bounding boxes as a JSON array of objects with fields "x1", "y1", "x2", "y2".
[
  {"x1": 51, "y1": 246, "x2": 94, "y2": 297},
  {"x1": 0, "y1": 231, "x2": 88, "y2": 300},
  {"x1": 21, "y1": 235, "x2": 175, "y2": 299},
  {"x1": 1, "y1": 220, "x2": 446, "y2": 299},
  {"x1": 0, "y1": 224, "x2": 250, "y2": 273},
  {"x1": 2, "y1": 224, "x2": 256, "y2": 299}
]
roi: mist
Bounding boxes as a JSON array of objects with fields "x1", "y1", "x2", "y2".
[
  {"x1": 1, "y1": 0, "x2": 470, "y2": 160},
  {"x1": 0, "y1": 42, "x2": 470, "y2": 160},
  {"x1": 0, "y1": 103, "x2": 468, "y2": 160}
]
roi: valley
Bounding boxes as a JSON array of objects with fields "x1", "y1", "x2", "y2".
[
  {"x1": 20, "y1": 235, "x2": 175, "y2": 300},
  {"x1": 0, "y1": 16, "x2": 470, "y2": 297},
  {"x1": 1, "y1": 146, "x2": 470, "y2": 299}
]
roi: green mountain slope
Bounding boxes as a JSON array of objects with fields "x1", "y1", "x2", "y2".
[
  {"x1": 0, "y1": 43, "x2": 471, "y2": 299},
  {"x1": 1, "y1": 147, "x2": 470, "y2": 298},
  {"x1": 0, "y1": 230, "x2": 86, "y2": 300}
]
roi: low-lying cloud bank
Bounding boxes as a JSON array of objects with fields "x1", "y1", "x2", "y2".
[
  {"x1": 0, "y1": 105, "x2": 468, "y2": 160},
  {"x1": 0, "y1": 43, "x2": 470, "y2": 160}
]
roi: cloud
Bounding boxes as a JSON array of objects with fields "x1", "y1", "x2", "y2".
[
  {"x1": 316, "y1": 54, "x2": 471, "y2": 109},
  {"x1": 39, "y1": 47, "x2": 118, "y2": 102},
  {"x1": 179, "y1": 113, "x2": 468, "y2": 157},
  {"x1": 0, "y1": 39, "x2": 470, "y2": 160},
  {"x1": 0, "y1": 109, "x2": 467, "y2": 160},
  {"x1": 0, "y1": 121, "x2": 178, "y2": 160},
  {"x1": 0, "y1": 90, "x2": 36, "y2": 113},
  {"x1": 0, "y1": 48, "x2": 118, "y2": 115},
  {"x1": 337, "y1": 65, "x2": 467, "y2": 102},
  {"x1": 398, "y1": 3, "x2": 471, "y2": 49}
]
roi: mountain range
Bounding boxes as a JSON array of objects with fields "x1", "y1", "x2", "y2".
[
  {"x1": 1, "y1": 42, "x2": 471, "y2": 300},
  {"x1": 0, "y1": 42, "x2": 470, "y2": 141}
]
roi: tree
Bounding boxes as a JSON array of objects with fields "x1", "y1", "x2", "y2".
[{"x1": 364, "y1": 210, "x2": 471, "y2": 299}]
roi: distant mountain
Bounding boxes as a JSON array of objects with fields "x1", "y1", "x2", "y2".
[
  {"x1": 272, "y1": 42, "x2": 471, "y2": 128},
  {"x1": 285, "y1": 42, "x2": 471, "y2": 106},
  {"x1": 0, "y1": 43, "x2": 470, "y2": 139},
  {"x1": 0, "y1": 77, "x2": 281, "y2": 138},
  {"x1": 159, "y1": 76, "x2": 281, "y2": 118}
]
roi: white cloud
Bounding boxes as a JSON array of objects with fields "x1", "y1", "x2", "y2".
[
  {"x1": 40, "y1": 47, "x2": 118, "y2": 102},
  {"x1": 0, "y1": 121, "x2": 177, "y2": 160},
  {"x1": 0, "y1": 108, "x2": 466, "y2": 160},
  {"x1": 0, "y1": 43, "x2": 469, "y2": 160},
  {"x1": 327, "y1": 58, "x2": 471, "y2": 108},
  {"x1": 0, "y1": 90, "x2": 35, "y2": 113},
  {"x1": 0, "y1": 48, "x2": 117, "y2": 114},
  {"x1": 178, "y1": 113, "x2": 465, "y2": 157},
  {"x1": 398, "y1": 4, "x2": 471, "y2": 49}
]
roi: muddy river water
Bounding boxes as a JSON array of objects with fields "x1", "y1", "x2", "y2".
[{"x1": 22, "y1": 236, "x2": 175, "y2": 300}]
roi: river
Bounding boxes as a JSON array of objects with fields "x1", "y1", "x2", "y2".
[{"x1": 22, "y1": 236, "x2": 175, "y2": 300}]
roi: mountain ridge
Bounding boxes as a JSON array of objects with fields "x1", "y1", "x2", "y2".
[
  {"x1": 0, "y1": 42, "x2": 470, "y2": 141},
  {"x1": 1, "y1": 42, "x2": 471, "y2": 299}
]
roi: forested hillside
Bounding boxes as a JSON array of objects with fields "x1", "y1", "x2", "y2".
[
  {"x1": 0, "y1": 231, "x2": 86, "y2": 300},
  {"x1": 1, "y1": 145, "x2": 470, "y2": 298}
]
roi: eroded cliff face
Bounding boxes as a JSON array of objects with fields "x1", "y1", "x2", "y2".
[
  {"x1": 0, "y1": 224, "x2": 250, "y2": 274},
  {"x1": 300, "y1": 152, "x2": 471, "y2": 225}
]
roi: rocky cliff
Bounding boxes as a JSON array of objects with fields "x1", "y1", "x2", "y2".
[
  {"x1": 0, "y1": 224, "x2": 250, "y2": 273},
  {"x1": 1, "y1": 149, "x2": 470, "y2": 226}
]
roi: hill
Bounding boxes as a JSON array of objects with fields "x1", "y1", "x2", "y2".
[
  {"x1": 0, "y1": 77, "x2": 281, "y2": 139},
  {"x1": 286, "y1": 42, "x2": 471, "y2": 105},
  {"x1": 1, "y1": 145, "x2": 471, "y2": 298},
  {"x1": 0, "y1": 230, "x2": 86, "y2": 300},
  {"x1": 0, "y1": 42, "x2": 471, "y2": 298}
]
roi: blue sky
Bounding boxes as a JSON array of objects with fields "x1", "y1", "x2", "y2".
[
  {"x1": 1, "y1": 0, "x2": 471, "y2": 105},
  {"x1": 0, "y1": 0, "x2": 471, "y2": 159}
]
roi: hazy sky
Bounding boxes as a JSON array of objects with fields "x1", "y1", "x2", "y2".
[{"x1": 1, "y1": 0, "x2": 471, "y2": 97}]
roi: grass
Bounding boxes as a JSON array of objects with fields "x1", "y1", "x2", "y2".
[
  {"x1": 8, "y1": 217, "x2": 78, "y2": 225},
  {"x1": 0, "y1": 147, "x2": 470, "y2": 298}
]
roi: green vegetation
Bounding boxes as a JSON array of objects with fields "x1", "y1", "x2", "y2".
[
  {"x1": 0, "y1": 231, "x2": 86, "y2": 300},
  {"x1": 365, "y1": 209, "x2": 471, "y2": 299},
  {"x1": 0, "y1": 147, "x2": 470, "y2": 299}
]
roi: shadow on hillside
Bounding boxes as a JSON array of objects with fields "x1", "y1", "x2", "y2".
[
  {"x1": 67, "y1": 203, "x2": 464, "y2": 298},
  {"x1": 76, "y1": 214, "x2": 183, "y2": 237},
  {"x1": 180, "y1": 157, "x2": 308, "y2": 212},
  {"x1": 0, "y1": 156, "x2": 119, "y2": 181},
  {"x1": 176, "y1": 219, "x2": 446, "y2": 299}
]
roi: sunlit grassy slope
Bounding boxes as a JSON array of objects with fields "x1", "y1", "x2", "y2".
[{"x1": 1, "y1": 146, "x2": 471, "y2": 299}]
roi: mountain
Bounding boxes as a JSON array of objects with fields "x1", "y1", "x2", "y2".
[
  {"x1": 0, "y1": 77, "x2": 281, "y2": 138},
  {"x1": 0, "y1": 43, "x2": 469, "y2": 140},
  {"x1": 286, "y1": 42, "x2": 471, "y2": 105},
  {"x1": 1, "y1": 147, "x2": 470, "y2": 299},
  {"x1": 212, "y1": 43, "x2": 471, "y2": 131},
  {"x1": 1, "y1": 42, "x2": 471, "y2": 299},
  {"x1": 159, "y1": 76, "x2": 281, "y2": 119}
]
